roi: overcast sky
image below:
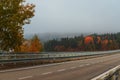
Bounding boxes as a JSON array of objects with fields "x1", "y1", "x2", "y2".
[{"x1": 24, "y1": 0, "x2": 120, "y2": 34}]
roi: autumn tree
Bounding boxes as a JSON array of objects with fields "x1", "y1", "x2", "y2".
[
  {"x1": 20, "y1": 40, "x2": 30, "y2": 52},
  {"x1": 0, "y1": 0, "x2": 35, "y2": 51},
  {"x1": 29, "y1": 35, "x2": 43, "y2": 53}
]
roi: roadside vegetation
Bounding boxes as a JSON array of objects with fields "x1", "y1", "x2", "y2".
[
  {"x1": 20, "y1": 35, "x2": 43, "y2": 52},
  {"x1": 0, "y1": 0, "x2": 35, "y2": 52}
]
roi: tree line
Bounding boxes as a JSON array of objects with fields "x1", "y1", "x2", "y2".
[{"x1": 44, "y1": 33, "x2": 120, "y2": 52}]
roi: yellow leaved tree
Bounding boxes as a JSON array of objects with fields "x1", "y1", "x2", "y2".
[
  {"x1": 29, "y1": 35, "x2": 43, "y2": 53},
  {"x1": 20, "y1": 35, "x2": 43, "y2": 53}
]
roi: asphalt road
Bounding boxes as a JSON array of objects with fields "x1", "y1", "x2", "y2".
[{"x1": 0, "y1": 53, "x2": 120, "y2": 80}]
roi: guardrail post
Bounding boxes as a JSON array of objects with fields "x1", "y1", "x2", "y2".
[
  {"x1": 118, "y1": 70, "x2": 120, "y2": 80},
  {"x1": 111, "y1": 73, "x2": 117, "y2": 80},
  {"x1": 14, "y1": 54, "x2": 17, "y2": 59},
  {"x1": 53, "y1": 54, "x2": 56, "y2": 61},
  {"x1": 48, "y1": 54, "x2": 49, "y2": 58}
]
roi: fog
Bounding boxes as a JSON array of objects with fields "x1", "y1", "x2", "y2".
[{"x1": 24, "y1": 0, "x2": 120, "y2": 34}]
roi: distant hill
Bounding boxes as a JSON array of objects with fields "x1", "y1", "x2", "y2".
[{"x1": 24, "y1": 33, "x2": 89, "y2": 43}]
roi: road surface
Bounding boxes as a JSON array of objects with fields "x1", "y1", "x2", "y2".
[{"x1": 0, "y1": 53, "x2": 120, "y2": 80}]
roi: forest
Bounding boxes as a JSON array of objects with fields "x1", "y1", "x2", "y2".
[{"x1": 44, "y1": 32, "x2": 120, "y2": 52}]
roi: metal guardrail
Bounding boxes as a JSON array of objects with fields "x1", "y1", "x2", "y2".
[
  {"x1": 0, "y1": 50, "x2": 120, "y2": 64},
  {"x1": 91, "y1": 65, "x2": 120, "y2": 80}
]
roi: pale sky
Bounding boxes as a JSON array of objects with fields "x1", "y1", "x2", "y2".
[{"x1": 24, "y1": 0, "x2": 120, "y2": 34}]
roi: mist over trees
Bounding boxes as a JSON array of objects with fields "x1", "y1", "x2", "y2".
[{"x1": 44, "y1": 33, "x2": 120, "y2": 52}]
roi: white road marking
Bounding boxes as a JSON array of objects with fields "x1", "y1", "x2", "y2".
[
  {"x1": 57, "y1": 69, "x2": 66, "y2": 72},
  {"x1": 91, "y1": 62, "x2": 97, "y2": 64},
  {"x1": 70, "y1": 67, "x2": 76, "y2": 69},
  {"x1": 93, "y1": 62, "x2": 98, "y2": 64},
  {"x1": 41, "y1": 72, "x2": 53, "y2": 75},
  {"x1": 19, "y1": 76, "x2": 33, "y2": 80},
  {"x1": 100, "y1": 61, "x2": 103, "y2": 62},
  {"x1": 0, "y1": 59, "x2": 84, "y2": 73},
  {"x1": 96, "y1": 61, "x2": 101, "y2": 63},
  {"x1": 79, "y1": 65, "x2": 84, "y2": 67},
  {"x1": 85, "y1": 63, "x2": 90, "y2": 66}
]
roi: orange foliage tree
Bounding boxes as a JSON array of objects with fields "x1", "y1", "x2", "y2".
[
  {"x1": 84, "y1": 36, "x2": 95, "y2": 51},
  {"x1": 20, "y1": 35, "x2": 43, "y2": 53},
  {"x1": 97, "y1": 36, "x2": 101, "y2": 44},
  {"x1": 84, "y1": 36, "x2": 94, "y2": 44},
  {"x1": 29, "y1": 35, "x2": 43, "y2": 53},
  {"x1": 20, "y1": 40, "x2": 30, "y2": 52},
  {"x1": 101, "y1": 39, "x2": 108, "y2": 50}
]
